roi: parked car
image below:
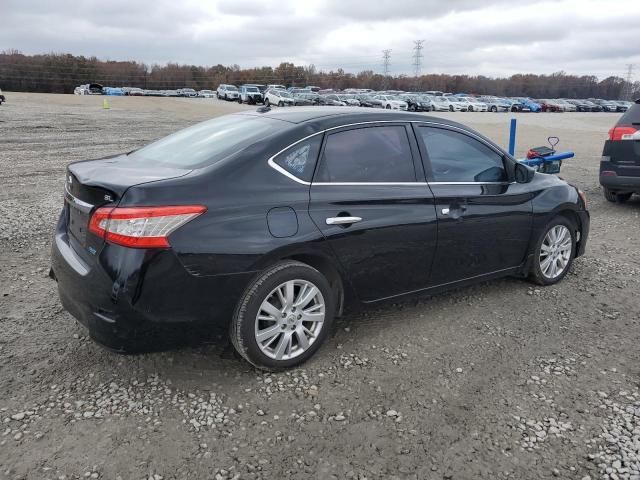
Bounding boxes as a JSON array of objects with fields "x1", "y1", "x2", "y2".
[
  {"x1": 217, "y1": 84, "x2": 239, "y2": 101},
  {"x1": 454, "y1": 96, "x2": 487, "y2": 112},
  {"x1": 536, "y1": 99, "x2": 564, "y2": 112},
  {"x1": 265, "y1": 89, "x2": 295, "y2": 107},
  {"x1": 239, "y1": 85, "x2": 264, "y2": 105},
  {"x1": 179, "y1": 88, "x2": 198, "y2": 98},
  {"x1": 479, "y1": 97, "x2": 511, "y2": 112},
  {"x1": 399, "y1": 94, "x2": 432, "y2": 112},
  {"x1": 612, "y1": 101, "x2": 630, "y2": 112},
  {"x1": 590, "y1": 99, "x2": 619, "y2": 112},
  {"x1": 512, "y1": 97, "x2": 542, "y2": 113},
  {"x1": 322, "y1": 94, "x2": 347, "y2": 106},
  {"x1": 318, "y1": 95, "x2": 345, "y2": 106},
  {"x1": 267, "y1": 84, "x2": 287, "y2": 91},
  {"x1": 337, "y1": 94, "x2": 361, "y2": 107},
  {"x1": 375, "y1": 95, "x2": 408, "y2": 110},
  {"x1": 564, "y1": 99, "x2": 596, "y2": 112},
  {"x1": 51, "y1": 108, "x2": 590, "y2": 369},
  {"x1": 555, "y1": 100, "x2": 577, "y2": 112},
  {"x1": 600, "y1": 98, "x2": 640, "y2": 203},
  {"x1": 292, "y1": 93, "x2": 315, "y2": 106},
  {"x1": 128, "y1": 88, "x2": 144, "y2": 97},
  {"x1": 197, "y1": 90, "x2": 216, "y2": 98},
  {"x1": 355, "y1": 95, "x2": 383, "y2": 108},
  {"x1": 427, "y1": 96, "x2": 452, "y2": 112}
]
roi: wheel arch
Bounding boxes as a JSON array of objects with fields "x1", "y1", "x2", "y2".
[{"x1": 281, "y1": 253, "x2": 347, "y2": 317}]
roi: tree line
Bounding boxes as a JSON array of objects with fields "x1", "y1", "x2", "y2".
[{"x1": 1, "y1": 50, "x2": 638, "y2": 100}]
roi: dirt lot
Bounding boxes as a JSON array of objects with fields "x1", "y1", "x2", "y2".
[{"x1": 1, "y1": 92, "x2": 639, "y2": 480}]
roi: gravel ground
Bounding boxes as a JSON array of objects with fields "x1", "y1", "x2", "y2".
[{"x1": 1, "y1": 92, "x2": 639, "y2": 480}]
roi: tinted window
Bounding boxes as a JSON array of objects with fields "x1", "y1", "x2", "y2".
[
  {"x1": 419, "y1": 127, "x2": 507, "y2": 182},
  {"x1": 316, "y1": 126, "x2": 415, "y2": 183},
  {"x1": 273, "y1": 136, "x2": 322, "y2": 182},
  {"x1": 128, "y1": 115, "x2": 282, "y2": 168}
]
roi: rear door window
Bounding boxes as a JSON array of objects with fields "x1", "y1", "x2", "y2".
[{"x1": 315, "y1": 125, "x2": 416, "y2": 183}]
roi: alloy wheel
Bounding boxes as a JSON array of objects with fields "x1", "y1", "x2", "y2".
[
  {"x1": 539, "y1": 225, "x2": 572, "y2": 280},
  {"x1": 254, "y1": 280, "x2": 326, "y2": 361}
]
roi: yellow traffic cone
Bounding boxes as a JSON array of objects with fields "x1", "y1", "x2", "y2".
[{"x1": 103, "y1": 98, "x2": 110, "y2": 110}]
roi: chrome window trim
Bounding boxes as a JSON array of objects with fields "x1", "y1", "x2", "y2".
[{"x1": 266, "y1": 119, "x2": 509, "y2": 186}]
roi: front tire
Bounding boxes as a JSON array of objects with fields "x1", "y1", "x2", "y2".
[
  {"x1": 231, "y1": 261, "x2": 335, "y2": 370},
  {"x1": 264, "y1": 98, "x2": 270, "y2": 107},
  {"x1": 529, "y1": 217, "x2": 576, "y2": 286},
  {"x1": 386, "y1": 104, "x2": 391, "y2": 109}
]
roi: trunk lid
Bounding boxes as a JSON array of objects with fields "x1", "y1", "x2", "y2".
[{"x1": 64, "y1": 155, "x2": 190, "y2": 255}]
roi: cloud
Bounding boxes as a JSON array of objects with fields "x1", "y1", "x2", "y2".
[{"x1": 1, "y1": 0, "x2": 638, "y2": 79}]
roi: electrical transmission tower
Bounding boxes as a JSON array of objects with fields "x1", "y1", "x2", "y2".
[
  {"x1": 623, "y1": 64, "x2": 635, "y2": 100},
  {"x1": 382, "y1": 49, "x2": 392, "y2": 76},
  {"x1": 382, "y1": 49, "x2": 392, "y2": 89},
  {"x1": 412, "y1": 40, "x2": 424, "y2": 78}
]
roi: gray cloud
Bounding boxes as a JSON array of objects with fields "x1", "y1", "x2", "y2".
[{"x1": 1, "y1": 0, "x2": 638, "y2": 79}]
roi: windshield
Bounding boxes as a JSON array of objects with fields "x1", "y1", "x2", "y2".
[
  {"x1": 127, "y1": 115, "x2": 282, "y2": 168},
  {"x1": 226, "y1": 86, "x2": 238, "y2": 91},
  {"x1": 277, "y1": 91, "x2": 292, "y2": 98},
  {"x1": 245, "y1": 87, "x2": 259, "y2": 92}
]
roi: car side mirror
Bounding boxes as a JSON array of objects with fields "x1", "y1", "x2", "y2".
[{"x1": 514, "y1": 162, "x2": 535, "y2": 183}]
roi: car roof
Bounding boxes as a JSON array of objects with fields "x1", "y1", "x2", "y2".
[{"x1": 236, "y1": 107, "x2": 471, "y2": 131}]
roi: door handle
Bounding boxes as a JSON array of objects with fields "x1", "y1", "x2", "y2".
[{"x1": 326, "y1": 216, "x2": 362, "y2": 225}]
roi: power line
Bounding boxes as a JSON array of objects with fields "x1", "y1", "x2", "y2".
[{"x1": 412, "y1": 40, "x2": 424, "y2": 77}]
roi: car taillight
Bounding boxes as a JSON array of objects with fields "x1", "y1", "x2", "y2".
[
  {"x1": 607, "y1": 125, "x2": 638, "y2": 141},
  {"x1": 89, "y1": 205, "x2": 206, "y2": 248}
]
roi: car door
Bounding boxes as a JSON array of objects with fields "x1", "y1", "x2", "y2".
[
  {"x1": 414, "y1": 124, "x2": 533, "y2": 286},
  {"x1": 308, "y1": 123, "x2": 438, "y2": 302}
]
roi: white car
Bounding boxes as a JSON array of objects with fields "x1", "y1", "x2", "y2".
[
  {"x1": 216, "y1": 84, "x2": 239, "y2": 100},
  {"x1": 264, "y1": 89, "x2": 295, "y2": 107},
  {"x1": 375, "y1": 95, "x2": 408, "y2": 110},
  {"x1": 198, "y1": 90, "x2": 216, "y2": 98},
  {"x1": 74, "y1": 85, "x2": 90, "y2": 95},
  {"x1": 426, "y1": 96, "x2": 450, "y2": 112},
  {"x1": 430, "y1": 96, "x2": 466, "y2": 112},
  {"x1": 454, "y1": 97, "x2": 488, "y2": 112}
]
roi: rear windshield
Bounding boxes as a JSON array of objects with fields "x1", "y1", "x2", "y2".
[
  {"x1": 127, "y1": 115, "x2": 283, "y2": 168},
  {"x1": 619, "y1": 103, "x2": 640, "y2": 124}
]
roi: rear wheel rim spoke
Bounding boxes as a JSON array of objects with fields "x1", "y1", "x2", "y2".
[{"x1": 255, "y1": 279, "x2": 326, "y2": 361}]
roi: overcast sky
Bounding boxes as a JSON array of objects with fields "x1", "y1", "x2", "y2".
[{"x1": 2, "y1": 0, "x2": 638, "y2": 79}]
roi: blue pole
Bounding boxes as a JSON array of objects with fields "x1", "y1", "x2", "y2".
[{"x1": 508, "y1": 118, "x2": 517, "y2": 156}]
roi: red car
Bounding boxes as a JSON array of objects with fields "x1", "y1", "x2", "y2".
[{"x1": 537, "y1": 99, "x2": 563, "y2": 112}]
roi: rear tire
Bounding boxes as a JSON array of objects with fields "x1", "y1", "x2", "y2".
[
  {"x1": 231, "y1": 261, "x2": 335, "y2": 370},
  {"x1": 386, "y1": 104, "x2": 391, "y2": 109},
  {"x1": 278, "y1": 101, "x2": 284, "y2": 107},
  {"x1": 604, "y1": 188, "x2": 632, "y2": 203},
  {"x1": 529, "y1": 217, "x2": 576, "y2": 286}
]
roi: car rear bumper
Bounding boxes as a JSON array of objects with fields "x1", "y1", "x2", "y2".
[
  {"x1": 50, "y1": 213, "x2": 253, "y2": 352},
  {"x1": 599, "y1": 174, "x2": 640, "y2": 191}
]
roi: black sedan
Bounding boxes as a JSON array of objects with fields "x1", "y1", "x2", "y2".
[{"x1": 51, "y1": 108, "x2": 590, "y2": 369}]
